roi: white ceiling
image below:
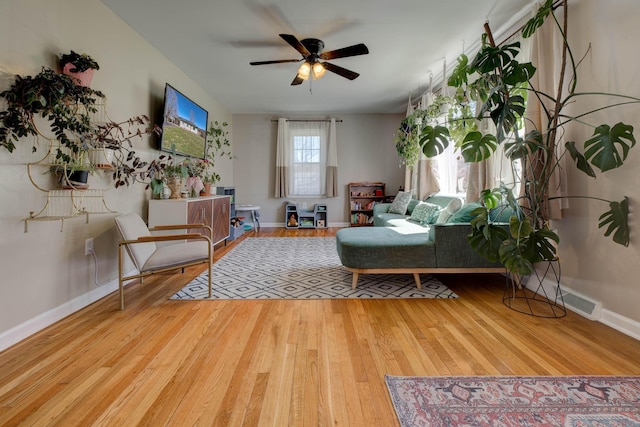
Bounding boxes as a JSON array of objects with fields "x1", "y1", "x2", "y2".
[{"x1": 100, "y1": 0, "x2": 537, "y2": 114}]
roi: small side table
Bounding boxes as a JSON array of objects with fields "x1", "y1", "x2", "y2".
[{"x1": 236, "y1": 204, "x2": 261, "y2": 231}]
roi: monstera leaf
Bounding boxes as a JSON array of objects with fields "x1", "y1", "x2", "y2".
[
  {"x1": 506, "y1": 130, "x2": 542, "y2": 160},
  {"x1": 460, "y1": 131, "x2": 498, "y2": 162},
  {"x1": 584, "y1": 122, "x2": 636, "y2": 172},
  {"x1": 489, "y1": 95, "x2": 526, "y2": 143},
  {"x1": 598, "y1": 197, "x2": 630, "y2": 247},
  {"x1": 566, "y1": 140, "x2": 596, "y2": 178},
  {"x1": 468, "y1": 208, "x2": 510, "y2": 263},
  {"x1": 448, "y1": 54, "x2": 470, "y2": 87},
  {"x1": 522, "y1": 0, "x2": 554, "y2": 38},
  {"x1": 499, "y1": 239, "x2": 535, "y2": 276},
  {"x1": 420, "y1": 125, "x2": 451, "y2": 158}
]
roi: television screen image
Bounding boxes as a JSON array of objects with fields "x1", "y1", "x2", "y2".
[{"x1": 160, "y1": 84, "x2": 208, "y2": 159}]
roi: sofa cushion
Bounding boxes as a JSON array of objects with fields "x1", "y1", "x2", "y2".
[
  {"x1": 489, "y1": 205, "x2": 517, "y2": 222},
  {"x1": 448, "y1": 202, "x2": 483, "y2": 223},
  {"x1": 389, "y1": 190, "x2": 413, "y2": 214},
  {"x1": 409, "y1": 202, "x2": 442, "y2": 225},
  {"x1": 435, "y1": 197, "x2": 463, "y2": 224},
  {"x1": 336, "y1": 227, "x2": 437, "y2": 269}
]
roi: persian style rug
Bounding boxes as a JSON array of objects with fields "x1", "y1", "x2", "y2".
[
  {"x1": 385, "y1": 375, "x2": 640, "y2": 427},
  {"x1": 171, "y1": 237, "x2": 457, "y2": 300}
]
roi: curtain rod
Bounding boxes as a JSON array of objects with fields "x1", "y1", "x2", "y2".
[{"x1": 270, "y1": 119, "x2": 343, "y2": 123}]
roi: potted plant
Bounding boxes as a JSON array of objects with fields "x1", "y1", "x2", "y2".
[
  {"x1": 201, "y1": 120, "x2": 233, "y2": 191},
  {"x1": 418, "y1": 0, "x2": 638, "y2": 280},
  {"x1": 161, "y1": 161, "x2": 188, "y2": 199},
  {"x1": 59, "y1": 51, "x2": 100, "y2": 87},
  {"x1": 394, "y1": 94, "x2": 455, "y2": 168},
  {"x1": 0, "y1": 66, "x2": 163, "y2": 193}
]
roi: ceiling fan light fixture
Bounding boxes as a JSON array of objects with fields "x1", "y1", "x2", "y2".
[
  {"x1": 298, "y1": 62, "x2": 311, "y2": 80},
  {"x1": 312, "y1": 62, "x2": 326, "y2": 79}
]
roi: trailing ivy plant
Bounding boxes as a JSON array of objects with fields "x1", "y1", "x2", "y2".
[
  {"x1": 418, "y1": 0, "x2": 638, "y2": 276},
  {"x1": 394, "y1": 94, "x2": 453, "y2": 168},
  {"x1": 0, "y1": 66, "x2": 162, "y2": 190}
]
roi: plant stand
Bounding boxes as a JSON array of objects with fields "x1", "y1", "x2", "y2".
[{"x1": 503, "y1": 259, "x2": 566, "y2": 318}]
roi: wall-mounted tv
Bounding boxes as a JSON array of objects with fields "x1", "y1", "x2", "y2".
[{"x1": 159, "y1": 83, "x2": 208, "y2": 159}]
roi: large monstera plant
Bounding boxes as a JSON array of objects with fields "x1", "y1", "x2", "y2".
[{"x1": 419, "y1": 0, "x2": 637, "y2": 276}]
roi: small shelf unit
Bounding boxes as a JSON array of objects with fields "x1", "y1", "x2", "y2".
[
  {"x1": 285, "y1": 203, "x2": 328, "y2": 229},
  {"x1": 348, "y1": 182, "x2": 385, "y2": 227}
]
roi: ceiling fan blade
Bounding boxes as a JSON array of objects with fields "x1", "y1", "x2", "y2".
[
  {"x1": 319, "y1": 43, "x2": 369, "y2": 60},
  {"x1": 250, "y1": 59, "x2": 301, "y2": 66},
  {"x1": 279, "y1": 34, "x2": 311, "y2": 57},
  {"x1": 291, "y1": 75, "x2": 304, "y2": 86},
  {"x1": 322, "y1": 62, "x2": 360, "y2": 80}
]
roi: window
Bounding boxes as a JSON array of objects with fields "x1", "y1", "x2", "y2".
[
  {"x1": 291, "y1": 130, "x2": 324, "y2": 196},
  {"x1": 275, "y1": 118, "x2": 338, "y2": 198}
]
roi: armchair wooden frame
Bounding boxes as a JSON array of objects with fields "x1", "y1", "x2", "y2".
[{"x1": 117, "y1": 220, "x2": 213, "y2": 310}]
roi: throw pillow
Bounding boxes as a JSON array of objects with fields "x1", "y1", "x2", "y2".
[
  {"x1": 406, "y1": 198, "x2": 421, "y2": 215},
  {"x1": 409, "y1": 202, "x2": 442, "y2": 225},
  {"x1": 389, "y1": 190, "x2": 413, "y2": 215},
  {"x1": 448, "y1": 202, "x2": 484, "y2": 223},
  {"x1": 435, "y1": 197, "x2": 463, "y2": 224}
]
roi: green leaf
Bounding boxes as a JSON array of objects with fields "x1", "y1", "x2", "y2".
[
  {"x1": 480, "y1": 188, "x2": 502, "y2": 210},
  {"x1": 459, "y1": 132, "x2": 497, "y2": 162},
  {"x1": 509, "y1": 216, "x2": 532, "y2": 239},
  {"x1": 459, "y1": 131, "x2": 497, "y2": 162},
  {"x1": 522, "y1": 0, "x2": 554, "y2": 38},
  {"x1": 505, "y1": 130, "x2": 541, "y2": 160},
  {"x1": 490, "y1": 95, "x2": 526, "y2": 143},
  {"x1": 503, "y1": 61, "x2": 536, "y2": 86},
  {"x1": 565, "y1": 140, "x2": 596, "y2": 177},
  {"x1": 448, "y1": 54, "x2": 469, "y2": 88},
  {"x1": 419, "y1": 125, "x2": 450, "y2": 158},
  {"x1": 598, "y1": 197, "x2": 630, "y2": 247},
  {"x1": 521, "y1": 228, "x2": 559, "y2": 264},
  {"x1": 468, "y1": 224, "x2": 509, "y2": 263},
  {"x1": 471, "y1": 42, "x2": 521, "y2": 74},
  {"x1": 584, "y1": 123, "x2": 636, "y2": 172},
  {"x1": 499, "y1": 239, "x2": 535, "y2": 276}
]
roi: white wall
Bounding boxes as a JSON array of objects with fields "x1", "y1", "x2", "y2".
[
  {"x1": 231, "y1": 114, "x2": 405, "y2": 226},
  {"x1": 0, "y1": 0, "x2": 232, "y2": 340},
  {"x1": 550, "y1": 0, "x2": 640, "y2": 322}
]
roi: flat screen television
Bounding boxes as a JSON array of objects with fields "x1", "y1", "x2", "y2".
[{"x1": 159, "y1": 83, "x2": 208, "y2": 159}]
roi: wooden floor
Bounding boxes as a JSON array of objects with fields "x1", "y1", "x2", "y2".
[{"x1": 1, "y1": 227, "x2": 639, "y2": 426}]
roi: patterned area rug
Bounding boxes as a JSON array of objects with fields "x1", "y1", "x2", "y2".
[
  {"x1": 171, "y1": 237, "x2": 457, "y2": 300},
  {"x1": 385, "y1": 375, "x2": 640, "y2": 427}
]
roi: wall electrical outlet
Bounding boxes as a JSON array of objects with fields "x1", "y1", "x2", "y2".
[{"x1": 85, "y1": 238, "x2": 94, "y2": 255}]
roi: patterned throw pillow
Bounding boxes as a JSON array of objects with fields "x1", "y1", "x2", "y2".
[
  {"x1": 389, "y1": 190, "x2": 413, "y2": 215},
  {"x1": 409, "y1": 202, "x2": 442, "y2": 225}
]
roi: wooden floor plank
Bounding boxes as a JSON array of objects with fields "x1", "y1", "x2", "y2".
[{"x1": 1, "y1": 227, "x2": 639, "y2": 426}]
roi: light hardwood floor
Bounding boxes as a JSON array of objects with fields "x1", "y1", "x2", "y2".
[{"x1": 1, "y1": 227, "x2": 639, "y2": 426}]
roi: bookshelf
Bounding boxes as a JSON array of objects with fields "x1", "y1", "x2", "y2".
[
  {"x1": 285, "y1": 203, "x2": 328, "y2": 229},
  {"x1": 348, "y1": 182, "x2": 385, "y2": 227}
]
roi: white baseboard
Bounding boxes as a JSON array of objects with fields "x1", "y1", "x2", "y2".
[
  {"x1": 0, "y1": 278, "x2": 120, "y2": 353},
  {"x1": 600, "y1": 310, "x2": 640, "y2": 341},
  {"x1": 525, "y1": 274, "x2": 639, "y2": 341}
]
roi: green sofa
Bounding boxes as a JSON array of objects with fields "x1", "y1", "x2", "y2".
[{"x1": 336, "y1": 194, "x2": 506, "y2": 288}]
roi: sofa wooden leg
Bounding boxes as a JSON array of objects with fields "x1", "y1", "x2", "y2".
[
  {"x1": 352, "y1": 272, "x2": 359, "y2": 289},
  {"x1": 413, "y1": 273, "x2": 422, "y2": 289}
]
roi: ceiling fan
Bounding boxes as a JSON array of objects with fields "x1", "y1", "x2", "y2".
[{"x1": 250, "y1": 34, "x2": 369, "y2": 85}]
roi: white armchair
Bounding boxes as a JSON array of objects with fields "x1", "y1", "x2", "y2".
[{"x1": 115, "y1": 213, "x2": 213, "y2": 310}]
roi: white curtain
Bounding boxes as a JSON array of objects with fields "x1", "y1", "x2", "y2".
[
  {"x1": 274, "y1": 118, "x2": 289, "y2": 198},
  {"x1": 326, "y1": 118, "x2": 338, "y2": 197},
  {"x1": 274, "y1": 118, "x2": 338, "y2": 198}
]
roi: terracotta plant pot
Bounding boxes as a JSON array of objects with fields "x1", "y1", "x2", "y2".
[{"x1": 62, "y1": 63, "x2": 95, "y2": 87}]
